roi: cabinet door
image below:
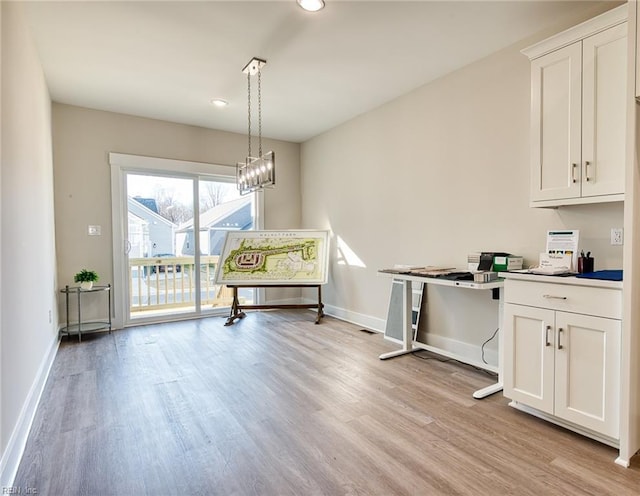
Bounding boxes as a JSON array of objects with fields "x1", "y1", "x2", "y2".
[
  {"x1": 503, "y1": 304, "x2": 555, "y2": 414},
  {"x1": 581, "y1": 24, "x2": 627, "y2": 198},
  {"x1": 530, "y1": 43, "x2": 582, "y2": 202},
  {"x1": 554, "y1": 312, "x2": 620, "y2": 438}
]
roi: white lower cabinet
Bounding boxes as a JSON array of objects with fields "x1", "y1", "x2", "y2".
[{"x1": 503, "y1": 280, "x2": 621, "y2": 440}]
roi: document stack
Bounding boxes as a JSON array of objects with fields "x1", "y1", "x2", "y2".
[
  {"x1": 467, "y1": 253, "x2": 481, "y2": 272},
  {"x1": 474, "y1": 271, "x2": 498, "y2": 283}
]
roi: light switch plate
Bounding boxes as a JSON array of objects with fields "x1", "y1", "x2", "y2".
[{"x1": 88, "y1": 225, "x2": 101, "y2": 236}]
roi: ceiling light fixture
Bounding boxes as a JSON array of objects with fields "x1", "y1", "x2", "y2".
[
  {"x1": 297, "y1": 0, "x2": 325, "y2": 12},
  {"x1": 210, "y1": 98, "x2": 228, "y2": 107},
  {"x1": 236, "y1": 57, "x2": 275, "y2": 195}
]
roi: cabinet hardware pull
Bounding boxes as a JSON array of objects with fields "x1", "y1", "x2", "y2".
[
  {"x1": 545, "y1": 325, "x2": 551, "y2": 347},
  {"x1": 558, "y1": 327, "x2": 564, "y2": 349},
  {"x1": 585, "y1": 161, "x2": 591, "y2": 182},
  {"x1": 572, "y1": 163, "x2": 577, "y2": 183},
  {"x1": 543, "y1": 294, "x2": 567, "y2": 300}
]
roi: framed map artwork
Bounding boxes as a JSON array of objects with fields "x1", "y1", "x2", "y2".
[{"x1": 214, "y1": 230, "x2": 330, "y2": 286}]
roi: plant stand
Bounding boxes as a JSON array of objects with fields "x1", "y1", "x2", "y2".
[{"x1": 60, "y1": 284, "x2": 112, "y2": 342}]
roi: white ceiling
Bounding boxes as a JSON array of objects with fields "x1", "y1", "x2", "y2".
[{"x1": 22, "y1": 1, "x2": 615, "y2": 143}]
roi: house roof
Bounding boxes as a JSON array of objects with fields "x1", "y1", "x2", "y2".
[
  {"x1": 127, "y1": 197, "x2": 176, "y2": 228},
  {"x1": 177, "y1": 196, "x2": 252, "y2": 233},
  {"x1": 132, "y1": 196, "x2": 159, "y2": 213}
]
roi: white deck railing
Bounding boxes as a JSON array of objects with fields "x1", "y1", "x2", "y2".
[{"x1": 128, "y1": 255, "x2": 233, "y2": 313}]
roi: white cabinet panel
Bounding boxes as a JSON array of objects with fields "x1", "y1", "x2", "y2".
[
  {"x1": 504, "y1": 279, "x2": 622, "y2": 319},
  {"x1": 555, "y1": 312, "x2": 620, "y2": 438},
  {"x1": 581, "y1": 24, "x2": 627, "y2": 198},
  {"x1": 503, "y1": 304, "x2": 554, "y2": 414},
  {"x1": 530, "y1": 43, "x2": 582, "y2": 202}
]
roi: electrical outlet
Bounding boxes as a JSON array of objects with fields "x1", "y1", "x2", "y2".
[{"x1": 611, "y1": 228, "x2": 623, "y2": 245}]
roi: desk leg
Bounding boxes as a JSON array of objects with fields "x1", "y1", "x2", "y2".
[
  {"x1": 379, "y1": 280, "x2": 416, "y2": 360},
  {"x1": 472, "y1": 287, "x2": 504, "y2": 399},
  {"x1": 472, "y1": 383, "x2": 503, "y2": 399}
]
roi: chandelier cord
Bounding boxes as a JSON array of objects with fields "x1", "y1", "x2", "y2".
[
  {"x1": 258, "y1": 67, "x2": 263, "y2": 158},
  {"x1": 237, "y1": 57, "x2": 274, "y2": 196},
  {"x1": 247, "y1": 70, "x2": 252, "y2": 159}
]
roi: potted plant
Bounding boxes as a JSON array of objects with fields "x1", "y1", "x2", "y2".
[{"x1": 74, "y1": 269, "x2": 99, "y2": 290}]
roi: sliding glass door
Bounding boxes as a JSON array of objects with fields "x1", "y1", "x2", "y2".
[
  {"x1": 110, "y1": 156, "x2": 258, "y2": 326},
  {"x1": 126, "y1": 173, "x2": 197, "y2": 320}
]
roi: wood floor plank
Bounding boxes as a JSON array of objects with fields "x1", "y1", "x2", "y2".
[{"x1": 13, "y1": 311, "x2": 640, "y2": 495}]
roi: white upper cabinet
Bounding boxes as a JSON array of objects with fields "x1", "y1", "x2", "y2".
[
  {"x1": 529, "y1": 43, "x2": 582, "y2": 202},
  {"x1": 581, "y1": 25, "x2": 627, "y2": 198},
  {"x1": 523, "y1": 5, "x2": 627, "y2": 207}
]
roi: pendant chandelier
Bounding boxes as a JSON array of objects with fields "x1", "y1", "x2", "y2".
[{"x1": 236, "y1": 57, "x2": 275, "y2": 195}]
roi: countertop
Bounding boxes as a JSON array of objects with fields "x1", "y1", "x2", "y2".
[{"x1": 499, "y1": 271, "x2": 623, "y2": 290}]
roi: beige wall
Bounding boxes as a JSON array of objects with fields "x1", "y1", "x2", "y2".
[
  {"x1": 52, "y1": 104, "x2": 301, "y2": 319},
  {"x1": 300, "y1": 6, "x2": 625, "y2": 359},
  {"x1": 1, "y1": 0, "x2": 57, "y2": 474}
]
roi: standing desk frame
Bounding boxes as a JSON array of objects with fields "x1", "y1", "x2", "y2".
[{"x1": 379, "y1": 272, "x2": 504, "y2": 399}]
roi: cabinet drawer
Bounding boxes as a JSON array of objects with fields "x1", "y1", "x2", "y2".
[{"x1": 504, "y1": 279, "x2": 621, "y2": 319}]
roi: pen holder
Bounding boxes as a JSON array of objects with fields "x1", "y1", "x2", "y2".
[{"x1": 578, "y1": 256, "x2": 594, "y2": 274}]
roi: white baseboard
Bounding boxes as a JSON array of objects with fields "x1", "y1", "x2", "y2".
[
  {"x1": 256, "y1": 295, "x2": 385, "y2": 332},
  {"x1": 382, "y1": 331, "x2": 498, "y2": 368},
  {"x1": 305, "y1": 300, "x2": 385, "y2": 333},
  {"x1": 420, "y1": 333, "x2": 498, "y2": 368},
  {"x1": 263, "y1": 297, "x2": 305, "y2": 306},
  {"x1": 0, "y1": 335, "x2": 60, "y2": 488}
]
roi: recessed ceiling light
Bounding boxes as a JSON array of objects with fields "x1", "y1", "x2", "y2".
[
  {"x1": 297, "y1": 0, "x2": 325, "y2": 12},
  {"x1": 210, "y1": 98, "x2": 228, "y2": 108}
]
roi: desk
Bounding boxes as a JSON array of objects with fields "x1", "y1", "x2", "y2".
[{"x1": 379, "y1": 271, "x2": 503, "y2": 399}]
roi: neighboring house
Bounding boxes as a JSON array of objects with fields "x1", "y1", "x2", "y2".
[
  {"x1": 128, "y1": 196, "x2": 176, "y2": 256},
  {"x1": 176, "y1": 196, "x2": 252, "y2": 256},
  {"x1": 127, "y1": 213, "x2": 149, "y2": 258}
]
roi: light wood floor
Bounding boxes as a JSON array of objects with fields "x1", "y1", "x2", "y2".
[{"x1": 14, "y1": 310, "x2": 640, "y2": 495}]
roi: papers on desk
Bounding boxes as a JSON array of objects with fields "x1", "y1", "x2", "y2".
[
  {"x1": 381, "y1": 266, "x2": 476, "y2": 280},
  {"x1": 510, "y1": 230, "x2": 579, "y2": 276},
  {"x1": 381, "y1": 265, "x2": 454, "y2": 275},
  {"x1": 546, "y1": 230, "x2": 579, "y2": 271},
  {"x1": 409, "y1": 267, "x2": 457, "y2": 277},
  {"x1": 391, "y1": 264, "x2": 425, "y2": 271}
]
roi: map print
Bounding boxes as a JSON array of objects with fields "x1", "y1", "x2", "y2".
[{"x1": 215, "y1": 230, "x2": 329, "y2": 285}]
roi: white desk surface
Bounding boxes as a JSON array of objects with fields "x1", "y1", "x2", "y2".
[{"x1": 378, "y1": 269, "x2": 503, "y2": 290}]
